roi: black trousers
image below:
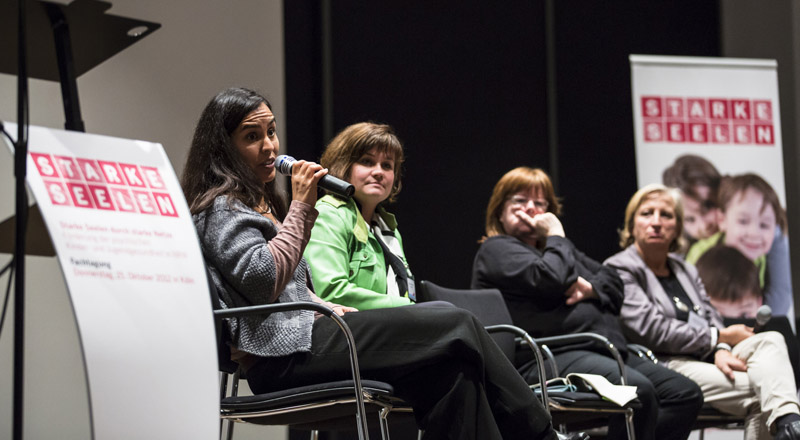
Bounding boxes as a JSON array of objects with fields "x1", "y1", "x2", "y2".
[
  {"x1": 522, "y1": 350, "x2": 703, "y2": 440},
  {"x1": 247, "y1": 305, "x2": 557, "y2": 440}
]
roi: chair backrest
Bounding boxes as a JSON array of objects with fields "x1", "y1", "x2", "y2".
[
  {"x1": 418, "y1": 280, "x2": 516, "y2": 360},
  {"x1": 205, "y1": 265, "x2": 239, "y2": 374}
]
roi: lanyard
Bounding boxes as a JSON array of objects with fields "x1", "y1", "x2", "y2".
[{"x1": 373, "y1": 229, "x2": 416, "y2": 301}]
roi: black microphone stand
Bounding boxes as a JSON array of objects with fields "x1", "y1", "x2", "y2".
[{"x1": 13, "y1": 2, "x2": 28, "y2": 439}]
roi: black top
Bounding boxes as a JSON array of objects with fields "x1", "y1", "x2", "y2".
[
  {"x1": 657, "y1": 271, "x2": 698, "y2": 323},
  {"x1": 471, "y1": 235, "x2": 627, "y2": 356}
]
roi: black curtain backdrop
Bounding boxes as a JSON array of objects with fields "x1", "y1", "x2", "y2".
[
  {"x1": 552, "y1": 1, "x2": 720, "y2": 263},
  {"x1": 285, "y1": 0, "x2": 720, "y2": 294}
]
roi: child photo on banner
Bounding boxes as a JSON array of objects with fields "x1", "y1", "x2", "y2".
[
  {"x1": 629, "y1": 55, "x2": 795, "y2": 327},
  {"x1": 664, "y1": 155, "x2": 792, "y2": 320}
]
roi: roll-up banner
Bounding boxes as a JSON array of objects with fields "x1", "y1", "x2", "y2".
[
  {"x1": 2, "y1": 123, "x2": 218, "y2": 439},
  {"x1": 630, "y1": 55, "x2": 795, "y2": 327}
]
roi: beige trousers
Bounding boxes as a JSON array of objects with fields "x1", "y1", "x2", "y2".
[{"x1": 668, "y1": 331, "x2": 800, "y2": 440}]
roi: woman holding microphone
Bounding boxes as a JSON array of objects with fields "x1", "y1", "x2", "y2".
[{"x1": 182, "y1": 90, "x2": 564, "y2": 440}]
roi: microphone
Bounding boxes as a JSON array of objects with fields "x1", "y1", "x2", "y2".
[
  {"x1": 276, "y1": 155, "x2": 354, "y2": 198},
  {"x1": 754, "y1": 304, "x2": 772, "y2": 332}
]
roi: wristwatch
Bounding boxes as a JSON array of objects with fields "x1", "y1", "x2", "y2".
[{"x1": 714, "y1": 342, "x2": 733, "y2": 353}]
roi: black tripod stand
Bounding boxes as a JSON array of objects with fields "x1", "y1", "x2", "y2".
[{"x1": 0, "y1": 2, "x2": 159, "y2": 437}]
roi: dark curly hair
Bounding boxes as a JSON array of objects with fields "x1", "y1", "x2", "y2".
[{"x1": 181, "y1": 87, "x2": 287, "y2": 219}]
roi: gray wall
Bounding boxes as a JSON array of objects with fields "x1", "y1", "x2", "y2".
[{"x1": 0, "y1": 1, "x2": 287, "y2": 438}]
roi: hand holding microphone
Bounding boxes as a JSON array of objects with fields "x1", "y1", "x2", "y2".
[
  {"x1": 285, "y1": 159, "x2": 328, "y2": 206},
  {"x1": 276, "y1": 155, "x2": 354, "y2": 199}
]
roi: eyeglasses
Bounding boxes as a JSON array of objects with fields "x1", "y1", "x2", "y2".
[{"x1": 508, "y1": 195, "x2": 549, "y2": 211}]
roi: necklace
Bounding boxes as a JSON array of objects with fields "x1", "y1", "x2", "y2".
[{"x1": 672, "y1": 296, "x2": 700, "y2": 314}]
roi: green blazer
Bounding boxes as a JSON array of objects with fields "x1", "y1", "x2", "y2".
[{"x1": 305, "y1": 195, "x2": 414, "y2": 310}]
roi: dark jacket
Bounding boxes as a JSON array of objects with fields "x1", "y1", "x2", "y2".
[{"x1": 471, "y1": 235, "x2": 627, "y2": 355}]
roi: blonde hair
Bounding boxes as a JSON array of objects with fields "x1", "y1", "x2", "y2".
[
  {"x1": 485, "y1": 167, "x2": 562, "y2": 237},
  {"x1": 320, "y1": 122, "x2": 404, "y2": 203},
  {"x1": 619, "y1": 183, "x2": 685, "y2": 252}
]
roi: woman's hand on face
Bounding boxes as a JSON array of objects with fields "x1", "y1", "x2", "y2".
[
  {"x1": 719, "y1": 324, "x2": 754, "y2": 346},
  {"x1": 517, "y1": 211, "x2": 565, "y2": 237},
  {"x1": 290, "y1": 160, "x2": 328, "y2": 206},
  {"x1": 714, "y1": 349, "x2": 747, "y2": 381},
  {"x1": 565, "y1": 276, "x2": 596, "y2": 305}
]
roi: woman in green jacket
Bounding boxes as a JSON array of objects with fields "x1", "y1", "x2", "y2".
[{"x1": 305, "y1": 122, "x2": 415, "y2": 310}]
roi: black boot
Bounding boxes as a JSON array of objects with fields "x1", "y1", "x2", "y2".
[{"x1": 775, "y1": 420, "x2": 800, "y2": 440}]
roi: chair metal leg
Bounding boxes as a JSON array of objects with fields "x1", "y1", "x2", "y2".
[
  {"x1": 309, "y1": 430, "x2": 319, "y2": 440},
  {"x1": 698, "y1": 429, "x2": 705, "y2": 440},
  {"x1": 378, "y1": 407, "x2": 392, "y2": 440},
  {"x1": 625, "y1": 407, "x2": 636, "y2": 440},
  {"x1": 541, "y1": 345, "x2": 559, "y2": 378},
  {"x1": 327, "y1": 313, "x2": 370, "y2": 440},
  {"x1": 218, "y1": 371, "x2": 229, "y2": 398},
  {"x1": 224, "y1": 419, "x2": 234, "y2": 440},
  {"x1": 224, "y1": 372, "x2": 240, "y2": 440},
  {"x1": 417, "y1": 430, "x2": 423, "y2": 440},
  {"x1": 219, "y1": 373, "x2": 229, "y2": 440},
  {"x1": 487, "y1": 324, "x2": 550, "y2": 416}
]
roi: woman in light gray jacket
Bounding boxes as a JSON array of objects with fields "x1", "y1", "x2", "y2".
[{"x1": 605, "y1": 184, "x2": 800, "y2": 440}]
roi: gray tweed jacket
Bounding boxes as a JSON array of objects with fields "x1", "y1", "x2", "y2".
[{"x1": 194, "y1": 196, "x2": 316, "y2": 357}]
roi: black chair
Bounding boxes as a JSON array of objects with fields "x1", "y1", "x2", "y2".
[
  {"x1": 418, "y1": 280, "x2": 637, "y2": 440},
  {"x1": 209, "y1": 269, "x2": 413, "y2": 440}
]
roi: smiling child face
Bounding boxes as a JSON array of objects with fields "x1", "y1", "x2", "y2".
[{"x1": 719, "y1": 187, "x2": 776, "y2": 261}]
